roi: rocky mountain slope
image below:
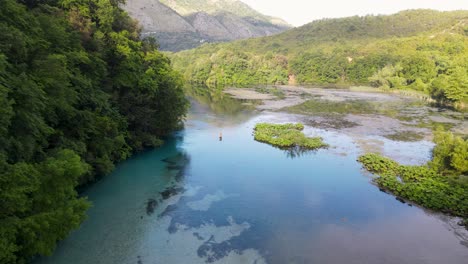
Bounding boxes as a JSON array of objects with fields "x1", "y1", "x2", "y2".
[
  {"x1": 123, "y1": 0, "x2": 291, "y2": 51},
  {"x1": 159, "y1": 0, "x2": 290, "y2": 27}
]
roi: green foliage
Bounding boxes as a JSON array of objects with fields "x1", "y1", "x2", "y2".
[
  {"x1": 253, "y1": 123, "x2": 328, "y2": 150},
  {"x1": 369, "y1": 64, "x2": 406, "y2": 89},
  {"x1": 0, "y1": 0, "x2": 187, "y2": 262},
  {"x1": 159, "y1": 0, "x2": 290, "y2": 26},
  {"x1": 285, "y1": 99, "x2": 376, "y2": 115},
  {"x1": 290, "y1": 51, "x2": 347, "y2": 84},
  {"x1": 177, "y1": 49, "x2": 289, "y2": 86},
  {"x1": 358, "y1": 131, "x2": 468, "y2": 223},
  {"x1": 358, "y1": 153, "x2": 399, "y2": 174},
  {"x1": 429, "y1": 130, "x2": 468, "y2": 176},
  {"x1": 0, "y1": 150, "x2": 90, "y2": 263},
  {"x1": 431, "y1": 66, "x2": 468, "y2": 103},
  {"x1": 171, "y1": 10, "x2": 468, "y2": 107}
]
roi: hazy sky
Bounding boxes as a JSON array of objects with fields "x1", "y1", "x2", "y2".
[{"x1": 240, "y1": 0, "x2": 468, "y2": 26}]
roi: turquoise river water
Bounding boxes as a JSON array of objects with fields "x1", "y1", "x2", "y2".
[{"x1": 37, "y1": 94, "x2": 468, "y2": 264}]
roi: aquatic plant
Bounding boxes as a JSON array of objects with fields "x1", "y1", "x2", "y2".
[
  {"x1": 284, "y1": 99, "x2": 376, "y2": 115},
  {"x1": 358, "y1": 132, "x2": 468, "y2": 227},
  {"x1": 358, "y1": 153, "x2": 399, "y2": 174},
  {"x1": 253, "y1": 123, "x2": 328, "y2": 150},
  {"x1": 255, "y1": 87, "x2": 286, "y2": 99},
  {"x1": 383, "y1": 131, "x2": 425, "y2": 142}
]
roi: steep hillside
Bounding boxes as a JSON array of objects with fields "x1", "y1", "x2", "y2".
[
  {"x1": 123, "y1": 0, "x2": 201, "y2": 51},
  {"x1": 124, "y1": 0, "x2": 194, "y2": 33},
  {"x1": 123, "y1": 0, "x2": 291, "y2": 51},
  {"x1": 171, "y1": 10, "x2": 468, "y2": 107},
  {"x1": 159, "y1": 0, "x2": 290, "y2": 26}
]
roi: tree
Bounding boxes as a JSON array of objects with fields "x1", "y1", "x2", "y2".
[
  {"x1": 0, "y1": 0, "x2": 187, "y2": 262},
  {"x1": 430, "y1": 130, "x2": 468, "y2": 176}
]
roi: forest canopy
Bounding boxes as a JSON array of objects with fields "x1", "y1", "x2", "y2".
[
  {"x1": 0, "y1": 0, "x2": 187, "y2": 263},
  {"x1": 171, "y1": 10, "x2": 468, "y2": 108}
]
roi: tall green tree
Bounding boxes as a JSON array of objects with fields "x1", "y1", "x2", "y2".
[{"x1": 0, "y1": 0, "x2": 187, "y2": 262}]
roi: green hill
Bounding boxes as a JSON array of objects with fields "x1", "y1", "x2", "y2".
[
  {"x1": 275, "y1": 9, "x2": 467, "y2": 43},
  {"x1": 159, "y1": 0, "x2": 290, "y2": 26},
  {"x1": 171, "y1": 9, "x2": 468, "y2": 108}
]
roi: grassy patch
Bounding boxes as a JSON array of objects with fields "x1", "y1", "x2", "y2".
[
  {"x1": 305, "y1": 117, "x2": 359, "y2": 129},
  {"x1": 255, "y1": 86, "x2": 286, "y2": 99},
  {"x1": 254, "y1": 123, "x2": 328, "y2": 150},
  {"x1": 285, "y1": 99, "x2": 376, "y2": 115},
  {"x1": 414, "y1": 120, "x2": 456, "y2": 131},
  {"x1": 383, "y1": 131, "x2": 425, "y2": 142}
]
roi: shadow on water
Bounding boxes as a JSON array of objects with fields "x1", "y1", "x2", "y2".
[{"x1": 145, "y1": 152, "x2": 191, "y2": 216}]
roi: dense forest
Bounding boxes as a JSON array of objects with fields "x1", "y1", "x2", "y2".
[
  {"x1": 0, "y1": 0, "x2": 187, "y2": 263},
  {"x1": 171, "y1": 10, "x2": 468, "y2": 109}
]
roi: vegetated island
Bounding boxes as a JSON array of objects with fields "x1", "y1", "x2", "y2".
[
  {"x1": 253, "y1": 123, "x2": 328, "y2": 150},
  {"x1": 358, "y1": 130, "x2": 468, "y2": 227}
]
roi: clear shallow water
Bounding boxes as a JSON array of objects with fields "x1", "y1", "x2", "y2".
[{"x1": 37, "y1": 97, "x2": 468, "y2": 264}]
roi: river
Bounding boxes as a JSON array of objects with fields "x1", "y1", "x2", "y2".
[{"x1": 37, "y1": 86, "x2": 468, "y2": 264}]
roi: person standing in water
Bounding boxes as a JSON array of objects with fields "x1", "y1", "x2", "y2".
[{"x1": 219, "y1": 132, "x2": 223, "y2": 141}]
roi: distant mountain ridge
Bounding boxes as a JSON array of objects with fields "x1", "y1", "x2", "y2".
[
  {"x1": 159, "y1": 0, "x2": 290, "y2": 26},
  {"x1": 170, "y1": 10, "x2": 468, "y2": 107},
  {"x1": 123, "y1": 0, "x2": 291, "y2": 51}
]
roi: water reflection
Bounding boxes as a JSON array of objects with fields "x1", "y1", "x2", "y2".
[
  {"x1": 186, "y1": 84, "x2": 259, "y2": 116},
  {"x1": 185, "y1": 85, "x2": 261, "y2": 128},
  {"x1": 36, "y1": 88, "x2": 468, "y2": 264},
  {"x1": 285, "y1": 146, "x2": 319, "y2": 159}
]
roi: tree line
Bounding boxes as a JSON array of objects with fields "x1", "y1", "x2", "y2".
[
  {"x1": 171, "y1": 10, "x2": 468, "y2": 109},
  {"x1": 0, "y1": 0, "x2": 187, "y2": 263}
]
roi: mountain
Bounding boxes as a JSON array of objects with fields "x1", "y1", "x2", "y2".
[
  {"x1": 159, "y1": 0, "x2": 290, "y2": 27},
  {"x1": 123, "y1": 0, "x2": 291, "y2": 51},
  {"x1": 170, "y1": 10, "x2": 468, "y2": 107}
]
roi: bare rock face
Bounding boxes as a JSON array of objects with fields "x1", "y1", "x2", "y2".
[
  {"x1": 123, "y1": 0, "x2": 291, "y2": 51},
  {"x1": 186, "y1": 12, "x2": 232, "y2": 41},
  {"x1": 124, "y1": 0, "x2": 194, "y2": 33},
  {"x1": 215, "y1": 12, "x2": 260, "y2": 39}
]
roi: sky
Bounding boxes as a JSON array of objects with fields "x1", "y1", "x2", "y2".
[{"x1": 240, "y1": 0, "x2": 468, "y2": 26}]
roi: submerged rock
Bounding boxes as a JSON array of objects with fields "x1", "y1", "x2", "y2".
[
  {"x1": 160, "y1": 186, "x2": 186, "y2": 200},
  {"x1": 146, "y1": 199, "x2": 159, "y2": 215}
]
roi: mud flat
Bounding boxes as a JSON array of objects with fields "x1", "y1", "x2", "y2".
[{"x1": 222, "y1": 86, "x2": 467, "y2": 168}]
